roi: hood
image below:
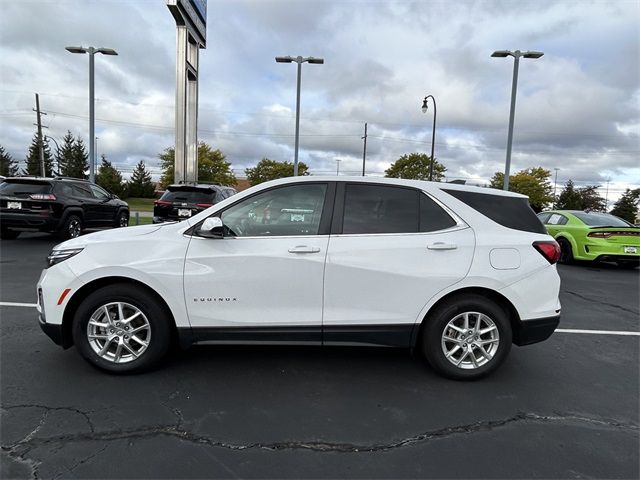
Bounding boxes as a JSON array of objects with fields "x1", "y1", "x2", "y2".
[{"x1": 55, "y1": 224, "x2": 164, "y2": 250}]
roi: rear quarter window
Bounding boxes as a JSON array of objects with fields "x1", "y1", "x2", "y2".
[{"x1": 442, "y1": 189, "x2": 546, "y2": 234}]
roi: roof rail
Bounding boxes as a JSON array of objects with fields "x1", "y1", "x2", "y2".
[{"x1": 54, "y1": 176, "x2": 90, "y2": 182}]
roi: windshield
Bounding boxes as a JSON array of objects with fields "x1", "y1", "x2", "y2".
[
  {"x1": 572, "y1": 212, "x2": 633, "y2": 227},
  {"x1": 0, "y1": 180, "x2": 52, "y2": 197},
  {"x1": 159, "y1": 188, "x2": 216, "y2": 204}
]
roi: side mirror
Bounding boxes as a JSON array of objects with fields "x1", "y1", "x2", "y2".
[{"x1": 197, "y1": 216, "x2": 224, "y2": 239}]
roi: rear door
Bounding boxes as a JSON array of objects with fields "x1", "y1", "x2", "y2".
[{"x1": 323, "y1": 183, "x2": 475, "y2": 346}]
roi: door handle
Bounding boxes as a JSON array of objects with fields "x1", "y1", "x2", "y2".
[
  {"x1": 427, "y1": 242, "x2": 458, "y2": 251},
  {"x1": 288, "y1": 245, "x2": 321, "y2": 254}
]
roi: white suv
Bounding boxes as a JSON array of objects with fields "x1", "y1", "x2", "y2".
[{"x1": 37, "y1": 177, "x2": 561, "y2": 379}]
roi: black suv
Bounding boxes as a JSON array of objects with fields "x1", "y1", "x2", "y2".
[
  {"x1": 153, "y1": 183, "x2": 236, "y2": 223},
  {"x1": 0, "y1": 177, "x2": 129, "y2": 240}
]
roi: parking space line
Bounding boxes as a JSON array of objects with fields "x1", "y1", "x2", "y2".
[
  {"x1": 0, "y1": 302, "x2": 37, "y2": 308},
  {"x1": 556, "y1": 328, "x2": 640, "y2": 336}
]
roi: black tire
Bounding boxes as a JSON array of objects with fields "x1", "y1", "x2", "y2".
[
  {"x1": 72, "y1": 284, "x2": 172, "y2": 373},
  {"x1": 58, "y1": 214, "x2": 83, "y2": 240},
  {"x1": 0, "y1": 228, "x2": 20, "y2": 240},
  {"x1": 421, "y1": 294, "x2": 512, "y2": 380},
  {"x1": 617, "y1": 260, "x2": 639, "y2": 270},
  {"x1": 115, "y1": 210, "x2": 129, "y2": 228},
  {"x1": 557, "y1": 238, "x2": 574, "y2": 264}
]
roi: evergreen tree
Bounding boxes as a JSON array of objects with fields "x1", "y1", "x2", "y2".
[
  {"x1": 0, "y1": 145, "x2": 19, "y2": 177},
  {"x1": 56, "y1": 131, "x2": 76, "y2": 177},
  {"x1": 96, "y1": 154, "x2": 125, "y2": 197},
  {"x1": 246, "y1": 158, "x2": 309, "y2": 185},
  {"x1": 556, "y1": 180, "x2": 606, "y2": 212},
  {"x1": 555, "y1": 180, "x2": 582, "y2": 210},
  {"x1": 61, "y1": 136, "x2": 89, "y2": 179},
  {"x1": 127, "y1": 160, "x2": 156, "y2": 198},
  {"x1": 159, "y1": 142, "x2": 236, "y2": 188},
  {"x1": 24, "y1": 134, "x2": 54, "y2": 176},
  {"x1": 610, "y1": 188, "x2": 640, "y2": 223},
  {"x1": 384, "y1": 153, "x2": 446, "y2": 181}
]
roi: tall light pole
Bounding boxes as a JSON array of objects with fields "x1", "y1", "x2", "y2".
[
  {"x1": 275, "y1": 55, "x2": 324, "y2": 176},
  {"x1": 335, "y1": 159, "x2": 341, "y2": 175},
  {"x1": 553, "y1": 167, "x2": 560, "y2": 208},
  {"x1": 421, "y1": 95, "x2": 437, "y2": 181},
  {"x1": 491, "y1": 49, "x2": 543, "y2": 191},
  {"x1": 66, "y1": 46, "x2": 118, "y2": 183}
]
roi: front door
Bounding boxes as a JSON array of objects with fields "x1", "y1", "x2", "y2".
[{"x1": 183, "y1": 182, "x2": 333, "y2": 343}]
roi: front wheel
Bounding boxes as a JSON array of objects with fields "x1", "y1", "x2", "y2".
[
  {"x1": 115, "y1": 210, "x2": 129, "y2": 228},
  {"x1": 72, "y1": 284, "x2": 172, "y2": 373},
  {"x1": 422, "y1": 295, "x2": 512, "y2": 380}
]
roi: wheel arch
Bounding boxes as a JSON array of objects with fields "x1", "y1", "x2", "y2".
[
  {"x1": 412, "y1": 286, "x2": 520, "y2": 348},
  {"x1": 60, "y1": 276, "x2": 178, "y2": 348}
]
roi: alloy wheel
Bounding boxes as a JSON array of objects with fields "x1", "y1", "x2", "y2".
[
  {"x1": 68, "y1": 218, "x2": 81, "y2": 238},
  {"x1": 86, "y1": 302, "x2": 152, "y2": 364},
  {"x1": 119, "y1": 214, "x2": 128, "y2": 227},
  {"x1": 441, "y1": 311, "x2": 500, "y2": 370}
]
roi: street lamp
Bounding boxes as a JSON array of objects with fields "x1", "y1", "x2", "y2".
[
  {"x1": 66, "y1": 46, "x2": 118, "y2": 183},
  {"x1": 491, "y1": 49, "x2": 543, "y2": 191},
  {"x1": 421, "y1": 95, "x2": 437, "y2": 181},
  {"x1": 275, "y1": 55, "x2": 324, "y2": 176},
  {"x1": 44, "y1": 135, "x2": 60, "y2": 175}
]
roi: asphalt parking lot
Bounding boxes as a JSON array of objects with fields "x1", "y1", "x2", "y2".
[{"x1": 1, "y1": 233, "x2": 638, "y2": 479}]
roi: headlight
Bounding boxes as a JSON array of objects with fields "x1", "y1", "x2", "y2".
[{"x1": 46, "y1": 248, "x2": 84, "y2": 268}]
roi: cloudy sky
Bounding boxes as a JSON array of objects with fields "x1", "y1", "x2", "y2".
[{"x1": 1, "y1": 0, "x2": 638, "y2": 205}]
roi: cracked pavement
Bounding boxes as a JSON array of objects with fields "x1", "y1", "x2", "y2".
[{"x1": 1, "y1": 234, "x2": 639, "y2": 479}]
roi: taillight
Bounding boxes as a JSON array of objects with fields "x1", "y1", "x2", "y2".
[
  {"x1": 196, "y1": 203, "x2": 213, "y2": 208},
  {"x1": 154, "y1": 200, "x2": 171, "y2": 206},
  {"x1": 533, "y1": 240, "x2": 561, "y2": 264},
  {"x1": 29, "y1": 193, "x2": 56, "y2": 201},
  {"x1": 587, "y1": 232, "x2": 612, "y2": 239}
]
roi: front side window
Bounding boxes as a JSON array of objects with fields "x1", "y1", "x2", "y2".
[
  {"x1": 221, "y1": 183, "x2": 327, "y2": 237},
  {"x1": 342, "y1": 184, "x2": 419, "y2": 234}
]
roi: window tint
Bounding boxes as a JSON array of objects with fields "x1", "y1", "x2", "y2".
[
  {"x1": 546, "y1": 213, "x2": 568, "y2": 225},
  {"x1": 442, "y1": 189, "x2": 546, "y2": 234},
  {"x1": 72, "y1": 184, "x2": 93, "y2": 199},
  {"x1": 90, "y1": 184, "x2": 110, "y2": 200},
  {"x1": 221, "y1": 183, "x2": 327, "y2": 237},
  {"x1": 160, "y1": 187, "x2": 215, "y2": 204},
  {"x1": 537, "y1": 212, "x2": 551, "y2": 224},
  {"x1": 420, "y1": 194, "x2": 457, "y2": 232},
  {"x1": 0, "y1": 181, "x2": 52, "y2": 197},
  {"x1": 343, "y1": 184, "x2": 418, "y2": 234},
  {"x1": 572, "y1": 212, "x2": 632, "y2": 227}
]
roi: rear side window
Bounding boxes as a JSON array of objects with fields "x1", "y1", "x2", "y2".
[
  {"x1": 343, "y1": 184, "x2": 418, "y2": 234},
  {"x1": 72, "y1": 184, "x2": 93, "y2": 199},
  {"x1": 0, "y1": 181, "x2": 52, "y2": 196},
  {"x1": 442, "y1": 189, "x2": 546, "y2": 234},
  {"x1": 546, "y1": 213, "x2": 568, "y2": 225},
  {"x1": 420, "y1": 194, "x2": 457, "y2": 232},
  {"x1": 160, "y1": 188, "x2": 215, "y2": 204}
]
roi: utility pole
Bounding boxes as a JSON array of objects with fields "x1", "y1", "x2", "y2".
[
  {"x1": 361, "y1": 122, "x2": 368, "y2": 176},
  {"x1": 33, "y1": 93, "x2": 48, "y2": 177},
  {"x1": 553, "y1": 167, "x2": 559, "y2": 207},
  {"x1": 336, "y1": 159, "x2": 341, "y2": 176}
]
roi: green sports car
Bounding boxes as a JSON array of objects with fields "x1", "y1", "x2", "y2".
[{"x1": 537, "y1": 210, "x2": 640, "y2": 268}]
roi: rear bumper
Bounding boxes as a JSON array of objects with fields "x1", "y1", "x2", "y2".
[
  {"x1": 513, "y1": 314, "x2": 560, "y2": 346},
  {"x1": 595, "y1": 254, "x2": 639, "y2": 264},
  {"x1": 0, "y1": 212, "x2": 59, "y2": 231}
]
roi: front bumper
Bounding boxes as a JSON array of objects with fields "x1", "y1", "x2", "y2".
[
  {"x1": 38, "y1": 312, "x2": 66, "y2": 346},
  {"x1": 513, "y1": 314, "x2": 560, "y2": 346}
]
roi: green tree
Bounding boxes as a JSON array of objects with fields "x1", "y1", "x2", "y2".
[
  {"x1": 384, "y1": 153, "x2": 446, "y2": 181},
  {"x1": 55, "y1": 131, "x2": 76, "y2": 177},
  {"x1": 556, "y1": 180, "x2": 607, "y2": 212},
  {"x1": 59, "y1": 136, "x2": 89, "y2": 179},
  {"x1": 0, "y1": 145, "x2": 19, "y2": 177},
  {"x1": 127, "y1": 160, "x2": 156, "y2": 198},
  {"x1": 245, "y1": 158, "x2": 309, "y2": 185},
  {"x1": 159, "y1": 142, "x2": 236, "y2": 188},
  {"x1": 24, "y1": 134, "x2": 54, "y2": 176},
  {"x1": 609, "y1": 188, "x2": 640, "y2": 223},
  {"x1": 556, "y1": 180, "x2": 582, "y2": 210},
  {"x1": 96, "y1": 154, "x2": 125, "y2": 197},
  {"x1": 490, "y1": 167, "x2": 554, "y2": 212}
]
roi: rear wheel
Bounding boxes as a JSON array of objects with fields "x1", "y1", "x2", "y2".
[
  {"x1": 115, "y1": 210, "x2": 129, "y2": 228},
  {"x1": 422, "y1": 295, "x2": 512, "y2": 380},
  {"x1": 557, "y1": 238, "x2": 574, "y2": 264},
  {"x1": 72, "y1": 284, "x2": 172, "y2": 373},
  {"x1": 58, "y1": 214, "x2": 82, "y2": 240},
  {"x1": 0, "y1": 228, "x2": 20, "y2": 240}
]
